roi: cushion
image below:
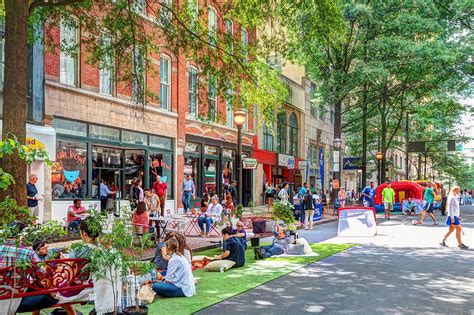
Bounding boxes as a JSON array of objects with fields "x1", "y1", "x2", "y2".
[
  {"x1": 286, "y1": 244, "x2": 305, "y2": 255},
  {"x1": 295, "y1": 238, "x2": 313, "y2": 254},
  {"x1": 204, "y1": 260, "x2": 235, "y2": 272}
]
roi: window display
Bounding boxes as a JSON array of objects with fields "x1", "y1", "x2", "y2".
[
  {"x1": 204, "y1": 158, "x2": 218, "y2": 196},
  {"x1": 184, "y1": 155, "x2": 199, "y2": 193},
  {"x1": 52, "y1": 140, "x2": 87, "y2": 199},
  {"x1": 150, "y1": 152, "x2": 173, "y2": 198}
]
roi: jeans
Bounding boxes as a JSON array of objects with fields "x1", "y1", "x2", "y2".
[
  {"x1": 198, "y1": 216, "x2": 214, "y2": 233},
  {"x1": 100, "y1": 197, "x2": 108, "y2": 211},
  {"x1": 182, "y1": 191, "x2": 192, "y2": 213},
  {"x1": 152, "y1": 282, "x2": 185, "y2": 297},
  {"x1": 260, "y1": 245, "x2": 284, "y2": 258},
  {"x1": 68, "y1": 220, "x2": 80, "y2": 232},
  {"x1": 304, "y1": 210, "x2": 314, "y2": 229}
]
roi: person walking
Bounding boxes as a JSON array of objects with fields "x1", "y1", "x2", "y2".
[
  {"x1": 303, "y1": 190, "x2": 314, "y2": 230},
  {"x1": 440, "y1": 186, "x2": 469, "y2": 249},
  {"x1": 181, "y1": 175, "x2": 195, "y2": 214},
  {"x1": 99, "y1": 178, "x2": 112, "y2": 212},
  {"x1": 26, "y1": 174, "x2": 43, "y2": 220},
  {"x1": 440, "y1": 187, "x2": 447, "y2": 216},
  {"x1": 152, "y1": 175, "x2": 168, "y2": 216},
  {"x1": 381, "y1": 182, "x2": 396, "y2": 220},
  {"x1": 414, "y1": 182, "x2": 438, "y2": 225},
  {"x1": 362, "y1": 181, "x2": 376, "y2": 207},
  {"x1": 228, "y1": 180, "x2": 238, "y2": 205},
  {"x1": 338, "y1": 187, "x2": 347, "y2": 208}
]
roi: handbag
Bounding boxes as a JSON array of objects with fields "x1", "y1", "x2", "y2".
[{"x1": 137, "y1": 284, "x2": 155, "y2": 304}]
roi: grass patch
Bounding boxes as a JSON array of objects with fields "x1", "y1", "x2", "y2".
[{"x1": 73, "y1": 243, "x2": 353, "y2": 315}]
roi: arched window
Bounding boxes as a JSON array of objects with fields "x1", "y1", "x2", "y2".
[
  {"x1": 289, "y1": 113, "x2": 298, "y2": 156},
  {"x1": 277, "y1": 113, "x2": 286, "y2": 154}
]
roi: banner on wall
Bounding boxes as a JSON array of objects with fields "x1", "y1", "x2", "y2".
[{"x1": 319, "y1": 147, "x2": 324, "y2": 190}]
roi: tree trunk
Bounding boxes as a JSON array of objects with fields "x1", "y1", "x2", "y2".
[
  {"x1": 417, "y1": 154, "x2": 422, "y2": 179},
  {"x1": 0, "y1": 0, "x2": 30, "y2": 205},
  {"x1": 333, "y1": 98, "x2": 342, "y2": 201}
]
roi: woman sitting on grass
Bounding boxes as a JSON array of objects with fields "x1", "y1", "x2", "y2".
[{"x1": 151, "y1": 238, "x2": 196, "y2": 298}]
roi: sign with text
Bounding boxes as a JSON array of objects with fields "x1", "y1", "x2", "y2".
[
  {"x1": 278, "y1": 154, "x2": 295, "y2": 169},
  {"x1": 242, "y1": 158, "x2": 258, "y2": 169},
  {"x1": 343, "y1": 157, "x2": 362, "y2": 170}
]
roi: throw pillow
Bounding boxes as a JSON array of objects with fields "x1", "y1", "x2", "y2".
[
  {"x1": 286, "y1": 244, "x2": 305, "y2": 255},
  {"x1": 295, "y1": 238, "x2": 313, "y2": 254},
  {"x1": 204, "y1": 260, "x2": 236, "y2": 272}
]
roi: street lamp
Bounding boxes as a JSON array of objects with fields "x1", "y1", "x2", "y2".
[
  {"x1": 333, "y1": 138, "x2": 342, "y2": 213},
  {"x1": 375, "y1": 151, "x2": 383, "y2": 185},
  {"x1": 234, "y1": 110, "x2": 246, "y2": 205}
]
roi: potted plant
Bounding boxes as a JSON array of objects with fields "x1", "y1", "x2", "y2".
[{"x1": 272, "y1": 200, "x2": 297, "y2": 235}]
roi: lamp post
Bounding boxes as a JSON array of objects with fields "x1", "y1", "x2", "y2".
[
  {"x1": 234, "y1": 110, "x2": 246, "y2": 205},
  {"x1": 333, "y1": 138, "x2": 342, "y2": 211},
  {"x1": 375, "y1": 151, "x2": 383, "y2": 185}
]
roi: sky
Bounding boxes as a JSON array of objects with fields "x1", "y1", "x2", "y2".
[{"x1": 462, "y1": 98, "x2": 474, "y2": 149}]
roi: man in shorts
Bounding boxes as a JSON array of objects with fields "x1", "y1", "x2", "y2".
[
  {"x1": 362, "y1": 181, "x2": 376, "y2": 207},
  {"x1": 415, "y1": 182, "x2": 438, "y2": 225},
  {"x1": 382, "y1": 182, "x2": 395, "y2": 220}
]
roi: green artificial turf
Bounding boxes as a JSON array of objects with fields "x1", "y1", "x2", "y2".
[{"x1": 72, "y1": 243, "x2": 353, "y2": 315}]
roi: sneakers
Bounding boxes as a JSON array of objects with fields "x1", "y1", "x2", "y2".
[
  {"x1": 433, "y1": 222, "x2": 438, "y2": 226},
  {"x1": 459, "y1": 244, "x2": 469, "y2": 250},
  {"x1": 253, "y1": 247, "x2": 264, "y2": 260},
  {"x1": 440, "y1": 240, "x2": 448, "y2": 247}
]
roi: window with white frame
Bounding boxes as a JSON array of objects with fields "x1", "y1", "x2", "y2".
[
  {"x1": 160, "y1": 56, "x2": 171, "y2": 110},
  {"x1": 241, "y1": 28, "x2": 248, "y2": 62},
  {"x1": 208, "y1": 74, "x2": 217, "y2": 121},
  {"x1": 226, "y1": 89, "x2": 234, "y2": 128},
  {"x1": 159, "y1": 0, "x2": 172, "y2": 26},
  {"x1": 188, "y1": 66, "x2": 198, "y2": 117},
  {"x1": 225, "y1": 19, "x2": 233, "y2": 54},
  {"x1": 132, "y1": 48, "x2": 145, "y2": 104},
  {"x1": 263, "y1": 124, "x2": 274, "y2": 151},
  {"x1": 208, "y1": 7, "x2": 217, "y2": 47},
  {"x1": 60, "y1": 17, "x2": 79, "y2": 86},
  {"x1": 99, "y1": 34, "x2": 114, "y2": 95}
]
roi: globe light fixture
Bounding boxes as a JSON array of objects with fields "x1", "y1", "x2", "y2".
[
  {"x1": 333, "y1": 138, "x2": 342, "y2": 150},
  {"x1": 375, "y1": 151, "x2": 383, "y2": 161},
  {"x1": 234, "y1": 110, "x2": 246, "y2": 127}
]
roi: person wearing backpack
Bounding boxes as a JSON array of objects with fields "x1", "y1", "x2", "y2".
[{"x1": 303, "y1": 190, "x2": 315, "y2": 230}]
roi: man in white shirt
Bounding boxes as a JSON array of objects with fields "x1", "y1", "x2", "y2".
[{"x1": 198, "y1": 195, "x2": 223, "y2": 237}]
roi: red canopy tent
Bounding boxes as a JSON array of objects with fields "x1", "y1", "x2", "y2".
[{"x1": 374, "y1": 181, "x2": 423, "y2": 205}]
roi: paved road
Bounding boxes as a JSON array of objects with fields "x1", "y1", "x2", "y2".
[{"x1": 198, "y1": 206, "x2": 474, "y2": 315}]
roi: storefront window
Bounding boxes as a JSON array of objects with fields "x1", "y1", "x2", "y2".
[
  {"x1": 92, "y1": 146, "x2": 123, "y2": 168},
  {"x1": 289, "y1": 113, "x2": 298, "y2": 156},
  {"x1": 122, "y1": 131, "x2": 147, "y2": 145},
  {"x1": 204, "y1": 158, "x2": 218, "y2": 196},
  {"x1": 184, "y1": 155, "x2": 199, "y2": 193},
  {"x1": 150, "y1": 152, "x2": 173, "y2": 198},
  {"x1": 89, "y1": 124, "x2": 120, "y2": 142},
  {"x1": 150, "y1": 135, "x2": 172, "y2": 150},
  {"x1": 125, "y1": 149, "x2": 145, "y2": 199},
  {"x1": 52, "y1": 140, "x2": 87, "y2": 199},
  {"x1": 53, "y1": 118, "x2": 87, "y2": 137},
  {"x1": 222, "y1": 160, "x2": 234, "y2": 186},
  {"x1": 277, "y1": 113, "x2": 286, "y2": 154}
]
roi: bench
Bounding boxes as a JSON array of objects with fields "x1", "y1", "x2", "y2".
[{"x1": 0, "y1": 258, "x2": 92, "y2": 309}]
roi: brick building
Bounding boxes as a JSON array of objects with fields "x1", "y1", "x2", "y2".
[{"x1": 0, "y1": 2, "x2": 255, "y2": 222}]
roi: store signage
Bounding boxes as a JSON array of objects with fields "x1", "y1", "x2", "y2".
[
  {"x1": 343, "y1": 157, "x2": 362, "y2": 170},
  {"x1": 298, "y1": 161, "x2": 307, "y2": 170},
  {"x1": 333, "y1": 151, "x2": 340, "y2": 172},
  {"x1": 319, "y1": 148, "x2": 324, "y2": 190},
  {"x1": 185, "y1": 142, "x2": 200, "y2": 153},
  {"x1": 278, "y1": 154, "x2": 295, "y2": 169},
  {"x1": 223, "y1": 149, "x2": 235, "y2": 159},
  {"x1": 27, "y1": 137, "x2": 46, "y2": 151},
  {"x1": 242, "y1": 158, "x2": 258, "y2": 169},
  {"x1": 204, "y1": 145, "x2": 219, "y2": 156}
]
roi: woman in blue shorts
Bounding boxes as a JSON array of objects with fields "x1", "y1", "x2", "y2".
[{"x1": 440, "y1": 186, "x2": 468, "y2": 249}]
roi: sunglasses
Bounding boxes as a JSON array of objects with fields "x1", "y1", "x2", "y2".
[{"x1": 237, "y1": 225, "x2": 243, "y2": 227}]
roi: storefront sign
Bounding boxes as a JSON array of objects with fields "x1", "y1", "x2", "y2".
[
  {"x1": 278, "y1": 154, "x2": 295, "y2": 169},
  {"x1": 242, "y1": 158, "x2": 258, "y2": 169},
  {"x1": 298, "y1": 161, "x2": 307, "y2": 170},
  {"x1": 223, "y1": 149, "x2": 235, "y2": 159},
  {"x1": 26, "y1": 124, "x2": 56, "y2": 161},
  {"x1": 204, "y1": 145, "x2": 219, "y2": 156},
  {"x1": 185, "y1": 142, "x2": 200, "y2": 154},
  {"x1": 343, "y1": 157, "x2": 362, "y2": 170},
  {"x1": 333, "y1": 151, "x2": 340, "y2": 172}
]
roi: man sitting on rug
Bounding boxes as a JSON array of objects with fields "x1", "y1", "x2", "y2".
[
  {"x1": 216, "y1": 227, "x2": 246, "y2": 268},
  {"x1": 403, "y1": 198, "x2": 417, "y2": 216},
  {"x1": 254, "y1": 226, "x2": 291, "y2": 259}
]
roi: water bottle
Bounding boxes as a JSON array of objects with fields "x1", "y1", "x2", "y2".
[{"x1": 220, "y1": 266, "x2": 225, "y2": 273}]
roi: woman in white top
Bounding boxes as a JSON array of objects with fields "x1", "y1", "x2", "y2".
[
  {"x1": 440, "y1": 186, "x2": 468, "y2": 249},
  {"x1": 152, "y1": 238, "x2": 196, "y2": 297},
  {"x1": 278, "y1": 182, "x2": 289, "y2": 203},
  {"x1": 198, "y1": 195, "x2": 223, "y2": 237}
]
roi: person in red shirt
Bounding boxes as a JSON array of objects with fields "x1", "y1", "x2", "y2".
[
  {"x1": 67, "y1": 199, "x2": 87, "y2": 231},
  {"x1": 152, "y1": 176, "x2": 168, "y2": 216}
]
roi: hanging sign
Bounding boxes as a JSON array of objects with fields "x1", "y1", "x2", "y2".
[{"x1": 242, "y1": 158, "x2": 258, "y2": 169}]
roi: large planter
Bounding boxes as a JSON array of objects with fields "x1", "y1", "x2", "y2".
[
  {"x1": 123, "y1": 306, "x2": 149, "y2": 315},
  {"x1": 251, "y1": 220, "x2": 267, "y2": 234}
]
